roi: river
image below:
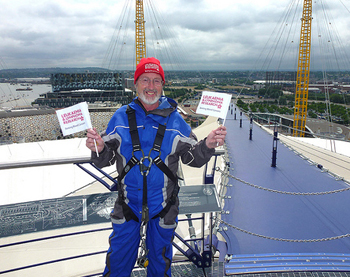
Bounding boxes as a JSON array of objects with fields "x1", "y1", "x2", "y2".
[{"x1": 0, "y1": 80, "x2": 52, "y2": 109}]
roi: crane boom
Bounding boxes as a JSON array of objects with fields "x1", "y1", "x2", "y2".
[
  {"x1": 135, "y1": 0, "x2": 146, "y2": 65},
  {"x1": 293, "y1": 0, "x2": 312, "y2": 137}
]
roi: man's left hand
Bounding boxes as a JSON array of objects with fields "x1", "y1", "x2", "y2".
[{"x1": 206, "y1": 125, "x2": 227, "y2": 148}]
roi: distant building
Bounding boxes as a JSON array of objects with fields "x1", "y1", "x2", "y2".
[
  {"x1": 0, "y1": 105, "x2": 118, "y2": 143},
  {"x1": 253, "y1": 82, "x2": 265, "y2": 90},
  {"x1": 308, "y1": 87, "x2": 321, "y2": 93},
  {"x1": 340, "y1": 85, "x2": 350, "y2": 94},
  {"x1": 32, "y1": 72, "x2": 133, "y2": 108},
  {"x1": 125, "y1": 78, "x2": 135, "y2": 89},
  {"x1": 188, "y1": 78, "x2": 202, "y2": 84}
]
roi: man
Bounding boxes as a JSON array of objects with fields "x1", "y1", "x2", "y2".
[{"x1": 86, "y1": 57, "x2": 227, "y2": 277}]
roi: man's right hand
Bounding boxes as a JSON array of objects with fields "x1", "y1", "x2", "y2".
[{"x1": 86, "y1": 128, "x2": 105, "y2": 153}]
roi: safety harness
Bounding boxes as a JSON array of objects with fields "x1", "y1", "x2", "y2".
[
  {"x1": 116, "y1": 105, "x2": 180, "y2": 223},
  {"x1": 115, "y1": 105, "x2": 180, "y2": 268}
]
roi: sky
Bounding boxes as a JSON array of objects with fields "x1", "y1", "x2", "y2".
[{"x1": 0, "y1": 0, "x2": 350, "y2": 71}]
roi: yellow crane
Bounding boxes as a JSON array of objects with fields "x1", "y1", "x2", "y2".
[
  {"x1": 293, "y1": 0, "x2": 312, "y2": 137},
  {"x1": 135, "y1": 0, "x2": 146, "y2": 65}
]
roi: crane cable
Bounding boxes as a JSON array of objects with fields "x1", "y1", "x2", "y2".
[{"x1": 102, "y1": 0, "x2": 133, "y2": 70}]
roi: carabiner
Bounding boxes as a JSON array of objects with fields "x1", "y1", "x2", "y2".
[{"x1": 139, "y1": 156, "x2": 153, "y2": 176}]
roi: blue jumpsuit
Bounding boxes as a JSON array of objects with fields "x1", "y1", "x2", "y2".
[{"x1": 91, "y1": 96, "x2": 214, "y2": 276}]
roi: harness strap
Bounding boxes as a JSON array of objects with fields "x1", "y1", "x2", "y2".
[
  {"x1": 152, "y1": 124, "x2": 166, "y2": 152},
  {"x1": 116, "y1": 106, "x2": 142, "y2": 222},
  {"x1": 126, "y1": 105, "x2": 142, "y2": 152},
  {"x1": 116, "y1": 155, "x2": 139, "y2": 222},
  {"x1": 153, "y1": 158, "x2": 179, "y2": 218},
  {"x1": 121, "y1": 201, "x2": 139, "y2": 222},
  {"x1": 117, "y1": 156, "x2": 138, "y2": 188},
  {"x1": 141, "y1": 174, "x2": 149, "y2": 222},
  {"x1": 117, "y1": 105, "x2": 180, "y2": 222}
]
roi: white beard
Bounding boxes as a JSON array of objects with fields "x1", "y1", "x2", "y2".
[{"x1": 138, "y1": 90, "x2": 161, "y2": 105}]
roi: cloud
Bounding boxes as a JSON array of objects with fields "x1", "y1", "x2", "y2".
[{"x1": 0, "y1": 0, "x2": 349, "y2": 71}]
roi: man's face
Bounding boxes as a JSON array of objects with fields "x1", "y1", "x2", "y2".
[{"x1": 135, "y1": 72, "x2": 163, "y2": 110}]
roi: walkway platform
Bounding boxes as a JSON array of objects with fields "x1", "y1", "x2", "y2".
[
  {"x1": 131, "y1": 261, "x2": 225, "y2": 277},
  {"x1": 220, "y1": 107, "x2": 350, "y2": 274}
]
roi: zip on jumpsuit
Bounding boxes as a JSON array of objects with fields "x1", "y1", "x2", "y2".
[{"x1": 91, "y1": 96, "x2": 215, "y2": 277}]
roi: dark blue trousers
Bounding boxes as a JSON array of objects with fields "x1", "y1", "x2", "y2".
[{"x1": 103, "y1": 217, "x2": 176, "y2": 277}]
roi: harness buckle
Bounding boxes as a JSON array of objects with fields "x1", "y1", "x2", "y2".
[
  {"x1": 141, "y1": 205, "x2": 149, "y2": 222},
  {"x1": 148, "y1": 147, "x2": 161, "y2": 158},
  {"x1": 132, "y1": 148, "x2": 144, "y2": 159}
]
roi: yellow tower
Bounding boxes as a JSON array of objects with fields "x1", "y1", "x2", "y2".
[
  {"x1": 293, "y1": 0, "x2": 312, "y2": 137},
  {"x1": 135, "y1": 0, "x2": 146, "y2": 65}
]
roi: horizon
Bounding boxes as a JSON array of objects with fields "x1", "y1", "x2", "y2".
[{"x1": 1, "y1": 67, "x2": 350, "y2": 73}]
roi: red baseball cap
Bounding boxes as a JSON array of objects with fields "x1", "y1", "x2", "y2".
[{"x1": 134, "y1": 57, "x2": 165, "y2": 84}]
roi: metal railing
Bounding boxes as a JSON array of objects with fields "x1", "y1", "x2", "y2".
[
  {"x1": 0, "y1": 149, "x2": 225, "y2": 275},
  {"x1": 0, "y1": 156, "x2": 91, "y2": 170}
]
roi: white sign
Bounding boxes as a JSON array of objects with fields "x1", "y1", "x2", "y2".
[
  {"x1": 56, "y1": 102, "x2": 92, "y2": 136},
  {"x1": 196, "y1": 91, "x2": 232, "y2": 120}
]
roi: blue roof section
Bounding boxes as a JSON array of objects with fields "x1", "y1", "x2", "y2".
[
  {"x1": 220, "y1": 107, "x2": 350, "y2": 259},
  {"x1": 225, "y1": 253, "x2": 350, "y2": 275}
]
